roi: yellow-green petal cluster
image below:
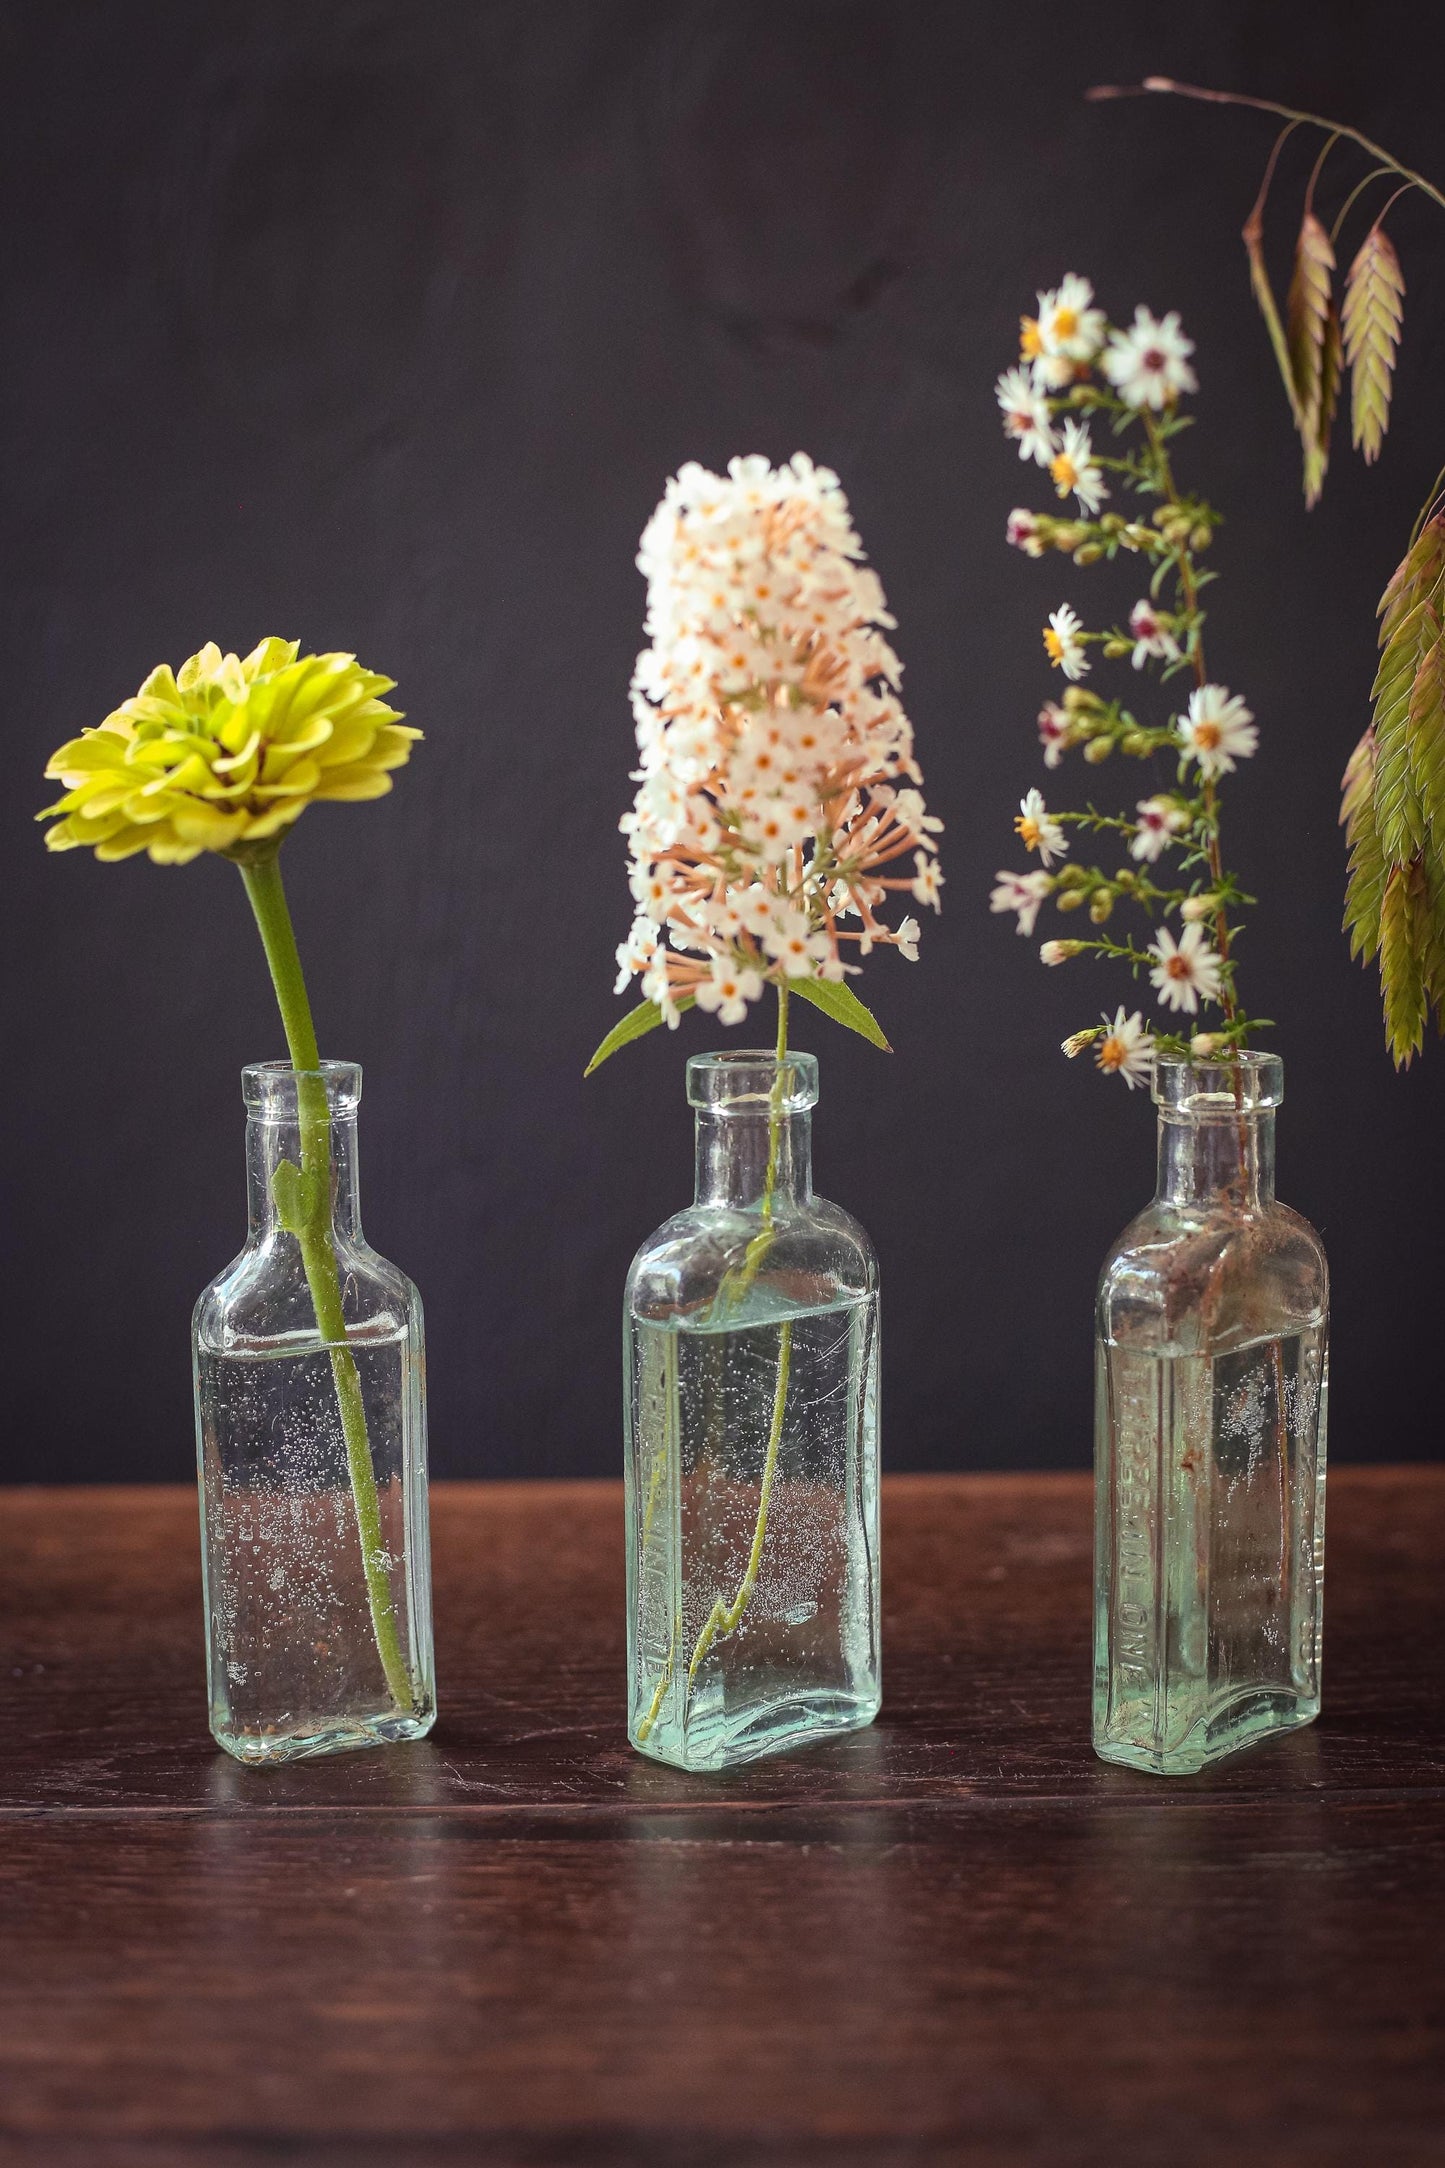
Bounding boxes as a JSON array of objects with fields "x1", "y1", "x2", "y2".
[{"x1": 39, "y1": 638, "x2": 420, "y2": 864}]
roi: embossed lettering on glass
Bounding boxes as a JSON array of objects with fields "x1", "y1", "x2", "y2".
[{"x1": 1094, "y1": 1053, "x2": 1327, "y2": 1775}]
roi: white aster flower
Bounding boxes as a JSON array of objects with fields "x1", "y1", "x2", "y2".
[
  {"x1": 1015, "y1": 787, "x2": 1068, "y2": 868},
  {"x1": 1148, "y1": 922, "x2": 1225, "y2": 1015},
  {"x1": 1007, "y1": 507, "x2": 1046, "y2": 556},
  {"x1": 1037, "y1": 701, "x2": 1071, "y2": 768},
  {"x1": 1130, "y1": 795, "x2": 1188, "y2": 864},
  {"x1": 1043, "y1": 603, "x2": 1089, "y2": 680},
  {"x1": 1128, "y1": 599, "x2": 1181, "y2": 670},
  {"x1": 911, "y1": 851, "x2": 945, "y2": 912},
  {"x1": 1095, "y1": 1006, "x2": 1156, "y2": 1088},
  {"x1": 1039, "y1": 940, "x2": 1071, "y2": 965},
  {"x1": 1179, "y1": 684, "x2": 1257, "y2": 780},
  {"x1": 1049, "y1": 420, "x2": 1108, "y2": 516},
  {"x1": 1032, "y1": 274, "x2": 1108, "y2": 388},
  {"x1": 1101, "y1": 307, "x2": 1198, "y2": 410},
  {"x1": 989, "y1": 869, "x2": 1051, "y2": 937},
  {"x1": 694, "y1": 956, "x2": 765, "y2": 1025},
  {"x1": 995, "y1": 366, "x2": 1056, "y2": 465},
  {"x1": 894, "y1": 915, "x2": 921, "y2": 961}
]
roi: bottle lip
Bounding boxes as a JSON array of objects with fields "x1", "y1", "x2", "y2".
[
  {"x1": 242, "y1": 1059, "x2": 363, "y2": 1115},
  {"x1": 1153, "y1": 1049, "x2": 1282, "y2": 1115},
  {"x1": 687, "y1": 1048, "x2": 819, "y2": 1114}
]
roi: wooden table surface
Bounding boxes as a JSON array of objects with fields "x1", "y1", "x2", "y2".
[{"x1": 2, "y1": 1471, "x2": 1443, "y2": 2168}]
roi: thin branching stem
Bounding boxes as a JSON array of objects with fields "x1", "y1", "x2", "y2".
[{"x1": 1086, "y1": 79, "x2": 1445, "y2": 218}]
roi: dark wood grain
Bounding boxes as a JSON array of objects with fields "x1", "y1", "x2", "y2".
[{"x1": 2, "y1": 1473, "x2": 1443, "y2": 2166}]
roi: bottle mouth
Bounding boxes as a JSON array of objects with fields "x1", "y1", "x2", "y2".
[
  {"x1": 687, "y1": 1049, "x2": 819, "y2": 1114},
  {"x1": 1154, "y1": 1050, "x2": 1282, "y2": 1115},
  {"x1": 242, "y1": 1059, "x2": 363, "y2": 1117}
]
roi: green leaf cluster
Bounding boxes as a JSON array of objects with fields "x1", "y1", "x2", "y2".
[{"x1": 584, "y1": 978, "x2": 889, "y2": 1075}]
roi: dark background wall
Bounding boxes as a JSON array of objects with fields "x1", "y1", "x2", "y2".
[{"x1": 4, "y1": 0, "x2": 1443, "y2": 1482}]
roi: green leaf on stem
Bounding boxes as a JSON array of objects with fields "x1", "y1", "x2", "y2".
[
  {"x1": 271, "y1": 1159, "x2": 323, "y2": 1236},
  {"x1": 584, "y1": 995, "x2": 696, "y2": 1075},
  {"x1": 787, "y1": 976, "x2": 892, "y2": 1051}
]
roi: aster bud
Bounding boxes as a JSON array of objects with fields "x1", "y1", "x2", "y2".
[
  {"x1": 1190, "y1": 524, "x2": 1213, "y2": 552},
  {"x1": 1089, "y1": 891, "x2": 1114, "y2": 924},
  {"x1": 1040, "y1": 938, "x2": 1085, "y2": 965},
  {"x1": 1061, "y1": 686, "x2": 1101, "y2": 715},
  {"x1": 1102, "y1": 636, "x2": 1131, "y2": 657},
  {"x1": 1190, "y1": 1032, "x2": 1224, "y2": 1057},
  {"x1": 1083, "y1": 737, "x2": 1112, "y2": 764},
  {"x1": 1055, "y1": 887, "x2": 1086, "y2": 913},
  {"x1": 1119, "y1": 731, "x2": 1150, "y2": 757},
  {"x1": 1180, "y1": 893, "x2": 1218, "y2": 923},
  {"x1": 1074, "y1": 544, "x2": 1105, "y2": 567}
]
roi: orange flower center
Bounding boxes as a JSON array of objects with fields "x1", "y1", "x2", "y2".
[
  {"x1": 1054, "y1": 306, "x2": 1079, "y2": 339},
  {"x1": 1193, "y1": 721, "x2": 1222, "y2": 749},
  {"x1": 1044, "y1": 628, "x2": 1065, "y2": 663},
  {"x1": 1166, "y1": 955, "x2": 1193, "y2": 980},
  {"x1": 1050, "y1": 453, "x2": 1078, "y2": 491},
  {"x1": 1016, "y1": 815, "x2": 1042, "y2": 848},
  {"x1": 1098, "y1": 1035, "x2": 1127, "y2": 1071},
  {"x1": 1020, "y1": 316, "x2": 1042, "y2": 358}
]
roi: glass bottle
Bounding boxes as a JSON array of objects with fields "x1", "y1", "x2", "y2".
[
  {"x1": 193, "y1": 1061, "x2": 435, "y2": 1763},
  {"x1": 1094, "y1": 1052, "x2": 1328, "y2": 1776},
  {"x1": 625, "y1": 1049, "x2": 880, "y2": 1772}
]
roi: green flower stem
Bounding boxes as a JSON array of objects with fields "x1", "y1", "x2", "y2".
[
  {"x1": 1142, "y1": 410, "x2": 1242, "y2": 1029},
  {"x1": 237, "y1": 850, "x2": 413, "y2": 1713},
  {"x1": 684, "y1": 981, "x2": 793, "y2": 1694}
]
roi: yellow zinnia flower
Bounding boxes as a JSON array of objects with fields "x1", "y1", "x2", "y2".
[{"x1": 38, "y1": 637, "x2": 420, "y2": 864}]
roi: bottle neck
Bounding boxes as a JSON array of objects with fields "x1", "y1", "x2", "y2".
[
  {"x1": 695, "y1": 1109, "x2": 813, "y2": 1210},
  {"x1": 247, "y1": 1110, "x2": 363, "y2": 1241},
  {"x1": 1157, "y1": 1107, "x2": 1275, "y2": 1210}
]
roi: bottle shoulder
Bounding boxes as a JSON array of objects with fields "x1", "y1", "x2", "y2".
[
  {"x1": 1098, "y1": 1193, "x2": 1327, "y2": 1353},
  {"x1": 627, "y1": 1192, "x2": 876, "y2": 1321},
  {"x1": 194, "y1": 1233, "x2": 420, "y2": 1352}
]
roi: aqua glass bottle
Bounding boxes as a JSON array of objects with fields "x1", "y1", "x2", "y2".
[
  {"x1": 625, "y1": 1050, "x2": 880, "y2": 1771},
  {"x1": 193, "y1": 1061, "x2": 435, "y2": 1763},
  {"x1": 1094, "y1": 1052, "x2": 1328, "y2": 1776}
]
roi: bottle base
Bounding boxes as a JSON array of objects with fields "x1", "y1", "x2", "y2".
[
  {"x1": 1093, "y1": 1687, "x2": 1319, "y2": 1777},
  {"x1": 213, "y1": 1698, "x2": 437, "y2": 1766},
  {"x1": 631, "y1": 1686, "x2": 879, "y2": 1773}
]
